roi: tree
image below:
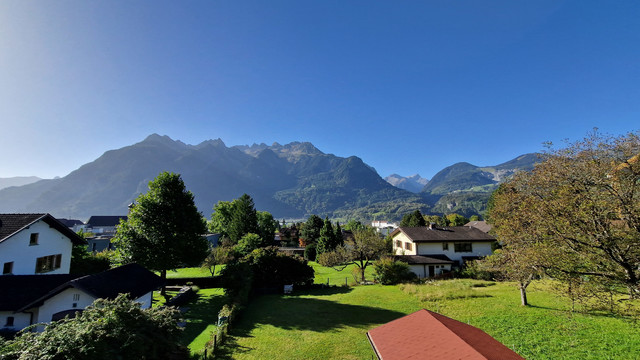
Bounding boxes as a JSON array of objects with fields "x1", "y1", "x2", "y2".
[
  {"x1": 334, "y1": 222, "x2": 343, "y2": 247},
  {"x1": 113, "y1": 172, "x2": 208, "y2": 296},
  {"x1": 301, "y1": 214, "x2": 323, "y2": 245},
  {"x1": 489, "y1": 131, "x2": 640, "y2": 301},
  {"x1": 317, "y1": 227, "x2": 387, "y2": 283},
  {"x1": 423, "y1": 214, "x2": 446, "y2": 227},
  {"x1": 0, "y1": 294, "x2": 187, "y2": 360},
  {"x1": 209, "y1": 200, "x2": 234, "y2": 238},
  {"x1": 317, "y1": 217, "x2": 336, "y2": 254},
  {"x1": 400, "y1": 210, "x2": 426, "y2": 227},
  {"x1": 228, "y1": 194, "x2": 259, "y2": 243},
  {"x1": 445, "y1": 213, "x2": 469, "y2": 226},
  {"x1": 235, "y1": 233, "x2": 262, "y2": 257},
  {"x1": 343, "y1": 219, "x2": 366, "y2": 232},
  {"x1": 70, "y1": 243, "x2": 111, "y2": 276},
  {"x1": 257, "y1": 211, "x2": 278, "y2": 247},
  {"x1": 201, "y1": 243, "x2": 233, "y2": 276},
  {"x1": 469, "y1": 215, "x2": 480, "y2": 221}
]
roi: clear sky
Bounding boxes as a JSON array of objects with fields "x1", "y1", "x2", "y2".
[{"x1": 1, "y1": 1, "x2": 638, "y2": 179}]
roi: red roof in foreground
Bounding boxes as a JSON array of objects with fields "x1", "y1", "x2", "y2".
[{"x1": 367, "y1": 309, "x2": 524, "y2": 360}]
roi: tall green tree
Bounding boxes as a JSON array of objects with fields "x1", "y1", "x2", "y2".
[
  {"x1": 400, "y1": 210, "x2": 426, "y2": 227},
  {"x1": 301, "y1": 214, "x2": 324, "y2": 245},
  {"x1": 228, "y1": 194, "x2": 259, "y2": 243},
  {"x1": 113, "y1": 172, "x2": 208, "y2": 295},
  {"x1": 317, "y1": 217, "x2": 335, "y2": 254},
  {"x1": 208, "y1": 200, "x2": 234, "y2": 238},
  {"x1": 334, "y1": 221, "x2": 343, "y2": 247},
  {"x1": 257, "y1": 211, "x2": 278, "y2": 247},
  {"x1": 489, "y1": 131, "x2": 640, "y2": 302}
]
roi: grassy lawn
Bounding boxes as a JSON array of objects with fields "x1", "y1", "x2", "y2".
[
  {"x1": 161, "y1": 266, "x2": 224, "y2": 278},
  {"x1": 217, "y1": 279, "x2": 640, "y2": 359},
  {"x1": 309, "y1": 261, "x2": 375, "y2": 286},
  {"x1": 180, "y1": 288, "x2": 228, "y2": 356}
]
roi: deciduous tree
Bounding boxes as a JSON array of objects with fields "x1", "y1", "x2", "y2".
[
  {"x1": 489, "y1": 131, "x2": 640, "y2": 301},
  {"x1": 113, "y1": 172, "x2": 208, "y2": 295},
  {"x1": 317, "y1": 227, "x2": 387, "y2": 283}
]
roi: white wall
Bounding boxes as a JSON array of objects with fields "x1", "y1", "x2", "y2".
[
  {"x1": 0, "y1": 220, "x2": 73, "y2": 275},
  {"x1": 416, "y1": 242, "x2": 493, "y2": 262},
  {"x1": 407, "y1": 264, "x2": 452, "y2": 278},
  {"x1": 0, "y1": 311, "x2": 32, "y2": 331},
  {"x1": 134, "y1": 292, "x2": 153, "y2": 309},
  {"x1": 392, "y1": 232, "x2": 417, "y2": 255},
  {"x1": 34, "y1": 288, "x2": 96, "y2": 331}
]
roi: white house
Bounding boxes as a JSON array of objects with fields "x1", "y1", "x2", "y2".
[
  {"x1": 0, "y1": 213, "x2": 162, "y2": 333},
  {"x1": 390, "y1": 224, "x2": 496, "y2": 278},
  {"x1": 0, "y1": 213, "x2": 86, "y2": 275}
]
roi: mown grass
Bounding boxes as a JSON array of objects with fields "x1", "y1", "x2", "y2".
[
  {"x1": 181, "y1": 288, "x2": 227, "y2": 356},
  {"x1": 309, "y1": 261, "x2": 375, "y2": 286},
  {"x1": 218, "y1": 279, "x2": 640, "y2": 360},
  {"x1": 162, "y1": 266, "x2": 224, "y2": 278}
]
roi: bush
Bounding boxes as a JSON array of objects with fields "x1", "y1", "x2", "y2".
[
  {"x1": 304, "y1": 243, "x2": 317, "y2": 261},
  {"x1": 244, "y1": 247, "x2": 314, "y2": 288},
  {"x1": 373, "y1": 257, "x2": 417, "y2": 285},
  {"x1": 0, "y1": 294, "x2": 188, "y2": 360},
  {"x1": 460, "y1": 260, "x2": 494, "y2": 281}
]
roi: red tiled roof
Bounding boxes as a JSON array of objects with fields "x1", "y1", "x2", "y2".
[{"x1": 367, "y1": 309, "x2": 524, "y2": 360}]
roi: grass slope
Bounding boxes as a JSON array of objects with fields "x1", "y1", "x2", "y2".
[{"x1": 219, "y1": 280, "x2": 640, "y2": 359}]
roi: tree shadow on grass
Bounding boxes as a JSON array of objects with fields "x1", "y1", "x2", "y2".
[
  {"x1": 215, "y1": 294, "x2": 408, "y2": 359},
  {"x1": 289, "y1": 285, "x2": 353, "y2": 296},
  {"x1": 180, "y1": 290, "x2": 228, "y2": 347}
]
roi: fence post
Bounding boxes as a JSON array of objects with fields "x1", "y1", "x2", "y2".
[{"x1": 345, "y1": 277, "x2": 348, "y2": 287}]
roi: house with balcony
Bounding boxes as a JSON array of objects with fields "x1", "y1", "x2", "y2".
[{"x1": 390, "y1": 224, "x2": 496, "y2": 278}]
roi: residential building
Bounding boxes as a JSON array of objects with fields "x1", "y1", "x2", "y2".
[{"x1": 390, "y1": 224, "x2": 496, "y2": 278}]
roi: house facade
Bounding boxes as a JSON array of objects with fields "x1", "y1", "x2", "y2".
[
  {"x1": 0, "y1": 213, "x2": 161, "y2": 333},
  {"x1": 0, "y1": 214, "x2": 86, "y2": 276},
  {"x1": 390, "y1": 225, "x2": 496, "y2": 278}
]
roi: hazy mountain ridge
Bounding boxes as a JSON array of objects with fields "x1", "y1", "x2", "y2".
[
  {"x1": 0, "y1": 135, "x2": 418, "y2": 219},
  {"x1": 0, "y1": 176, "x2": 43, "y2": 190},
  {"x1": 0, "y1": 135, "x2": 539, "y2": 220}
]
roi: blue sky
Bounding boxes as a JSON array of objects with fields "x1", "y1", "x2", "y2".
[{"x1": 1, "y1": 1, "x2": 638, "y2": 179}]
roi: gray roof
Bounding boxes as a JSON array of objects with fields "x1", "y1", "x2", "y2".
[
  {"x1": 392, "y1": 226, "x2": 496, "y2": 242},
  {"x1": 18, "y1": 263, "x2": 163, "y2": 312},
  {"x1": 463, "y1": 221, "x2": 492, "y2": 233},
  {"x1": 0, "y1": 213, "x2": 86, "y2": 245}
]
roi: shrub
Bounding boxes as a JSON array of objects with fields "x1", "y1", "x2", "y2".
[
  {"x1": 373, "y1": 257, "x2": 417, "y2": 285},
  {"x1": 0, "y1": 294, "x2": 188, "y2": 360},
  {"x1": 244, "y1": 247, "x2": 314, "y2": 288},
  {"x1": 304, "y1": 243, "x2": 317, "y2": 261}
]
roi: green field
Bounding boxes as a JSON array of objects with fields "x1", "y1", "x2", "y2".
[
  {"x1": 309, "y1": 261, "x2": 375, "y2": 286},
  {"x1": 161, "y1": 266, "x2": 223, "y2": 278},
  {"x1": 217, "y1": 279, "x2": 640, "y2": 360}
]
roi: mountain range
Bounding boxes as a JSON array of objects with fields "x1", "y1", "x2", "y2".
[{"x1": 0, "y1": 135, "x2": 539, "y2": 221}]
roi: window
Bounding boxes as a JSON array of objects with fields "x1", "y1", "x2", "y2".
[
  {"x1": 35, "y1": 254, "x2": 62, "y2": 273},
  {"x1": 454, "y1": 242, "x2": 473, "y2": 253},
  {"x1": 405, "y1": 242, "x2": 412, "y2": 251},
  {"x1": 395, "y1": 240, "x2": 402, "y2": 248},
  {"x1": 442, "y1": 242, "x2": 449, "y2": 251},
  {"x1": 2, "y1": 262, "x2": 13, "y2": 275},
  {"x1": 73, "y1": 294, "x2": 80, "y2": 301},
  {"x1": 5, "y1": 316, "x2": 14, "y2": 327},
  {"x1": 29, "y1": 233, "x2": 39, "y2": 245}
]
